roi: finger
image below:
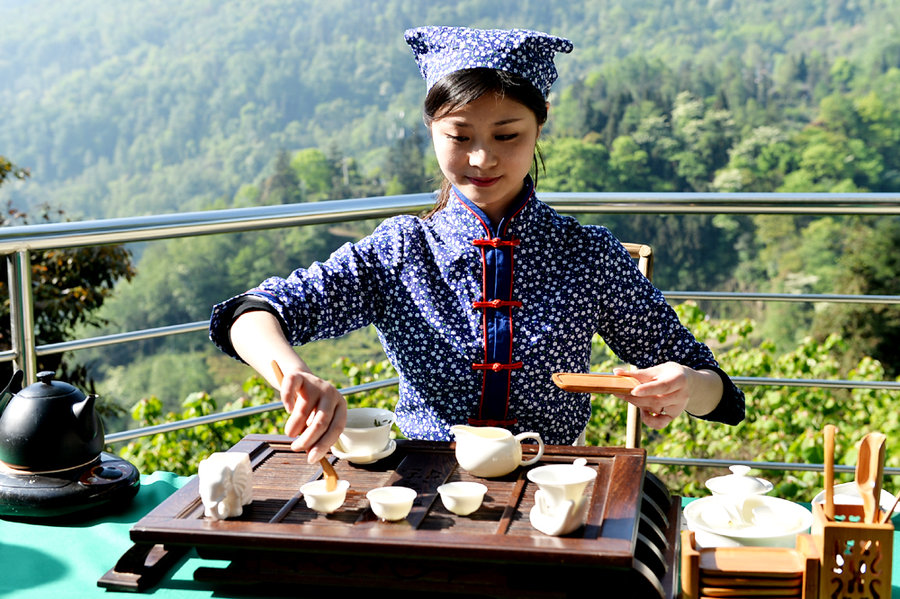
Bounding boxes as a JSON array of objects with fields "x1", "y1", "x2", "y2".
[
  {"x1": 283, "y1": 374, "x2": 331, "y2": 437},
  {"x1": 631, "y1": 377, "x2": 680, "y2": 397},
  {"x1": 641, "y1": 407, "x2": 673, "y2": 429},
  {"x1": 292, "y1": 395, "x2": 346, "y2": 462}
]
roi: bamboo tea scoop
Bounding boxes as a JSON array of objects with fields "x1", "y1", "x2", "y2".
[
  {"x1": 856, "y1": 432, "x2": 886, "y2": 523},
  {"x1": 271, "y1": 360, "x2": 338, "y2": 492},
  {"x1": 824, "y1": 424, "x2": 837, "y2": 520},
  {"x1": 869, "y1": 432, "x2": 887, "y2": 522}
]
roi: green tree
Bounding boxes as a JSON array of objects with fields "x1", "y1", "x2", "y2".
[
  {"x1": 259, "y1": 150, "x2": 303, "y2": 205},
  {"x1": 541, "y1": 136, "x2": 612, "y2": 192},
  {"x1": 290, "y1": 148, "x2": 334, "y2": 201},
  {"x1": 0, "y1": 157, "x2": 135, "y2": 389},
  {"x1": 812, "y1": 217, "x2": 900, "y2": 376}
]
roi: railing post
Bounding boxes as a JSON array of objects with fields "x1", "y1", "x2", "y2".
[{"x1": 7, "y1": 250, "x2": 37, "y2": 384}]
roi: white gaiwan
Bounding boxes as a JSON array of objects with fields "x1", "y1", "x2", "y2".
[
  {"x1": 705, "y1": 464, "x2": 773, "y2": 496},
  {"x1": 683, "y1": 494, "x2": 813, "y2": 548},
  {"x1": 686, "y1": 465, "x2": 810, "y2": 547}
]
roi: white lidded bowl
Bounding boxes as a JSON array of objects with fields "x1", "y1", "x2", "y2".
[
  {"x1": 300, "y1": 479, "x2": 350, "y2": 514},
  {"x1": 437, "y1": 481, "x2": 488, "y2": 516},
  {"x1": 367, "y1": 486, "x2": 416, "y2": 521},
  {"x1": 705, "y1": 464, "x2": 773, "y2": 496},
  {"x1": 683, "y1": 494, "x2": 813, "y2": 548}
]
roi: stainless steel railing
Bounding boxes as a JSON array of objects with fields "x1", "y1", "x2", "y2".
[{"x1": 3, "y1": 192, "x2": 900, "y2": 456}]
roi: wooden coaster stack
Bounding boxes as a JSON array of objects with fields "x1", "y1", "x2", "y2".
[{"x1": 681, "y1": 530, "x2": 819, "y2": 599}]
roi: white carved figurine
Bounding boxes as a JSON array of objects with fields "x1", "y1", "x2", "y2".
[{"x1": 198, "y1": 451, "x2": 253, "y2": 520}]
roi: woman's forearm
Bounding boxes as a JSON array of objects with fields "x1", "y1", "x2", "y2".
[
  {"x1": 228, "y1": 310, "x2": 310, "y2": 385},
  {"x1": 684, "y1": 368, "x2": 724, "y2": 417}
]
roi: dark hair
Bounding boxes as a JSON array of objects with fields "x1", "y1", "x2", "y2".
[{"x1": 423, "y1": 68, "x2": 548, "y2": 218}]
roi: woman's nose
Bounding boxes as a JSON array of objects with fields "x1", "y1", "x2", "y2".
[{"x1": 468, "y1": 145, "x2": 497, "y2": 168}]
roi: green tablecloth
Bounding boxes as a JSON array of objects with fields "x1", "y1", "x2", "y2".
[
  {"x1": 2, "y1": 473, "x2": 899, "y2": 598},
  {"x1": 0, "y1": 472, "x2": 224, "y2": 599}
]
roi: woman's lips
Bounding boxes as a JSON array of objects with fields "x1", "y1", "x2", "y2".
[{"x1": 467, "y1": 176, "x2": 500, "y2": 187}]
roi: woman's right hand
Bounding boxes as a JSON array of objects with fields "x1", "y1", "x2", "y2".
[
  {"x1": 277, "y1": 368, "x2": 347, "y2": 463},
  {"x1": 229, "y1": 310, "x2": 347, "y2": 463}
]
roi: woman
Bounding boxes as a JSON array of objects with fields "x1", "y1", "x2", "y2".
[{"x1": 209, "y1": 26, "x2": 745, "y2": 464}]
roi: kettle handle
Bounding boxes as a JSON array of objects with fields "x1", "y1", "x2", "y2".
[{"x1": 515, "y1": 432, "x2": 544, "y2": 466}]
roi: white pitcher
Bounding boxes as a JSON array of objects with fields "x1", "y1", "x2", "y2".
[{"x1": 450, "y1": 425, "x2": 544, "y2": 478}]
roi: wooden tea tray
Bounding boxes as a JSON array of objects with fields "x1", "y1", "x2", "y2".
[{"x1": 100, "y1": 435, "x2": 680, "y2": 598}]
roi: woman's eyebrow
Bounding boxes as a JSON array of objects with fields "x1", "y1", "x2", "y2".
[{"x1": 442, "y1": 117, "x2": 524, "y2": 128}]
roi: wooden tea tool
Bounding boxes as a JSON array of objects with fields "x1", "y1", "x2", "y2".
[
  {"x1": 271, "y1": 360, "x2": 339, "y2": 491},
  {"x1": 824, "y1": 424, "x2": 837, "y2": 520},
  {"x1": 882, "y1": 490, "x2": 900, "y2": 524},
  {"x1": 551, "y1": 372, "x2": 638, "y2": 394},
  {"x1": 870, "y1": 432, "x2": 887, "y2": 522},
  {"x1": 855, "y1": 432, "x2": 886, "y2": 523}
]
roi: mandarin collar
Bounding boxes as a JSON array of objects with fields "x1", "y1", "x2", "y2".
[{"x1": 439, "y1": 176, "x2": 536, "y2": 239}]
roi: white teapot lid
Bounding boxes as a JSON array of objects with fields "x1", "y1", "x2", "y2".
[{"x1": 705, "y1": 464, "x2": 774, "y2": 496}]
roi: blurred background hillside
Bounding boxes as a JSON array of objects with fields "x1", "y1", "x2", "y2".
[{"x1": 1, "y1": 0, "x2": 898, "y2": 434}]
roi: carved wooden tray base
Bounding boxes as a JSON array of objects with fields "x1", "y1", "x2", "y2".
[{"x1": 99, "y1": 435, "x2": 680, "y2": 597}]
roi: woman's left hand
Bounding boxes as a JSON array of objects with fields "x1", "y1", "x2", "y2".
[{"x1": 612, "y1": 362, "x2": 720, "y2": 429}]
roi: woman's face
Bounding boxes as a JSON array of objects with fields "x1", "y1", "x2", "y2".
[{"x1": 429, "y1": 92, "x2": 542, "y2": 223}]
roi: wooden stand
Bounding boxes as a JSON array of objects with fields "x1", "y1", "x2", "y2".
[
  {"x1": 811, "y1": 502, "x2": 893, "y2": 599},
  {"x1": 681, "y1": 530, "x2": 819, "y2": 599}
]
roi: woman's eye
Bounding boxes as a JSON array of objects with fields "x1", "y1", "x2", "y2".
[
  {"x1": 447, "y1": 134, "x2": 469, "y2": 142},
  {"x1": 496, "y1": 133, "x2": 518, "y2": 141}
]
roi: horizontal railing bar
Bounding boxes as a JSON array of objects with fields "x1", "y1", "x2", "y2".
[
  {"x1": 105, "y1": 372, "x2": 899, "y2": 445},
  {"x1": 104, "y1": 377, "x2": 401, "y2": 444},
  {"x1": 732, "y1": 376, "x2": 900, "y2": 390},
  {"x1": 31, "y1": 288, "x2": 896, "y2": 358},
  {"x1": 647, "y1": 456, "x2": 900, "y2": 477},
  {"x1": 0, "y1": 194, "x2": 435, "y2": 253},
  {"x1": 665, "y1": 291, "x2": 900, "y2": 304},
  {"x1": 14, "y1": 291, "x2": 895, "y2": 362},
  {"x1": 3, "y1": 193, "x2": 900, "y2": 254},
  {"x1": 34, "y1": 321, "x2": 210, "y2": 355}
]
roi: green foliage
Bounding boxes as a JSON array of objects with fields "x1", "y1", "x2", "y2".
[
  {"x1": 117, "y1": 356, "x2": 399, "y2": 476},
  {"x1": 0, "y1": 159, "x2": 135, "y2": 388},
  {"x1": 117, "y1": 302, "x2": 899, "y2": 503},
  {"x1": 116, "y1": 376, "x2": 283, "y2": 476},
  {"x1": 588, "y1": 303, "x2": 900, "y2": 501}
]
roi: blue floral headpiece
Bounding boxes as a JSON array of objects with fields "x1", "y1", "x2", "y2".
[{"x1": 404, "y1": 26, "x2": 573, "y2": 98}]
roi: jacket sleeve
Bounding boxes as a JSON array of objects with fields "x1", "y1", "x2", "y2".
[
  {"x1": 208, "y1": 225, "x2": 395, "y2": 361},
  {"x1": 591, "y1": 229, "x2": 745, "y2": 425}
]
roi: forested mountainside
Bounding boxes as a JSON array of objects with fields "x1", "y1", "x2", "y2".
[
  {"x1": 1, "y1": 0, "x2": 897, "y2": 219},
  {"x1": 2, "y1": 0, "x2": 900, "y2": 418}
]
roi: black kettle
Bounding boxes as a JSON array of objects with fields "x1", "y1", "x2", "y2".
[{"x1": 0, "y1": 370, "x2": 104, "y2": 472}]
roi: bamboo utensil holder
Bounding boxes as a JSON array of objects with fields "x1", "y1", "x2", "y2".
[{"x1": 811, "y1": 502, "x2": 893, "y2": 599}]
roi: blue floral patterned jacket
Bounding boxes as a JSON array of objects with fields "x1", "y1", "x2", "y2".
[{"x1": 209, "y1": 178, "x2": 745, "y2": 444}]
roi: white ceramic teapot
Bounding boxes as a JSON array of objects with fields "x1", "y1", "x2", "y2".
[{"x1": 450, "y1": 425, "x2": 544, "y2": 478}]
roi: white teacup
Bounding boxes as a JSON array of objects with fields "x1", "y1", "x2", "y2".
[
  {"x1": 338, "y1": 407, "x2": 395, "y2": 456},
  {"x1": 526, "y1": 458, "x2": 597, "y2": 515},
  {"x1": 300, "y1": 479, "x2": 350, "y2": 514},
  {"x1": 367, "y1": 486, "x2": 417, "y2": 521},
  {"x1": 437, "y1": 481, "x2": 488, "y2": 516}
]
